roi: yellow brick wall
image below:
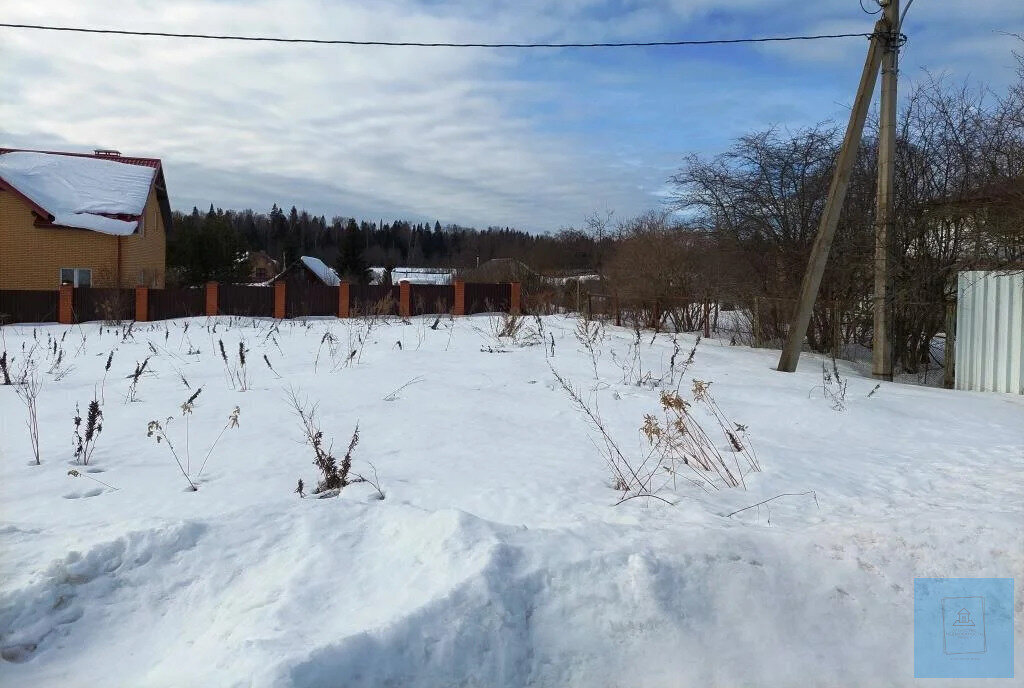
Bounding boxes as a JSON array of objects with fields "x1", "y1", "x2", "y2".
[
  {"x1": 0, "y1": 185, "x2": 166, "y2": 290},
  {"x1": 0, "y1": 190, "x2": 117, "y2": 289},
  {"x1": 119, "y1": 190, "x2": 166, "y2": 288}
]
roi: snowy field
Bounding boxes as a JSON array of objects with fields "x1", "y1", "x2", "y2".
[{"x1": 0, "y1": 313, "x2": 1021, "y2": 687}]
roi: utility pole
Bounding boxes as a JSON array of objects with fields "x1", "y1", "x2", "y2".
[
  {"x1": 777, "y1": 19, "x2": 887, "y2": 372},
  {"x1": 872, "y1": 0, "x2": 899, "y2": 381}
]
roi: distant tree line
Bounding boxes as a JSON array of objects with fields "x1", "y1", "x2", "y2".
[{"x1": 168, "y1": 204, "x2": 607, "y2": 285}]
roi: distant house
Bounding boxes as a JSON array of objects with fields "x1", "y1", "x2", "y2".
[
  {"x1": 246, "y1": 251, "x2": 280, "y2": 283},
  {"x1": 461, "y1": 258, "x2": 537, "y2": 283},
  {"x1": 0, "y1": 148, "x2": 171, "y2": 289},
  {"x1": 369, "y1": 266, "x2": 454, "y2": 286},
  {"x1": 272, "y1": 256, "x2": 341, "y2": 288}
]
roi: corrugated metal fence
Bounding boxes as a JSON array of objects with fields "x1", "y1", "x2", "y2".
[{"x1": 955, "y1": 271, "x2": 1024, "y2": 394}]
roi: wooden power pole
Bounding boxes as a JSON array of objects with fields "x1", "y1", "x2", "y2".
[
  {"x1": 777, "y1": 18, "x2": 887, "y2": 372},
  {"x1": 872, "y1": 0, "x2": 899, "y2": 381}
]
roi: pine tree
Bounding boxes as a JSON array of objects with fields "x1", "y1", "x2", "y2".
[{"x1": 336, "y1": 219, "x2": 369, "y2": 284}]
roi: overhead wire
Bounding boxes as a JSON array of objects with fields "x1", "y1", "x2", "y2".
[{"x1": 0, "y1": 22, "x2": 873, "y2": 49}]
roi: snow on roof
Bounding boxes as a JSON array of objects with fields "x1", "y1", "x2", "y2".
[
  {"x1": 0, "y1": 151, "x2": 156, "y2": 235},
  {"x1": 369, "y1": 267, "x2": 454, "y2": 285},
  {"x1": 300, "y1": 256, "x2": 341, "y2": 286},
  {"x1": 544, "y1": 273, "x2": 601, "y2": 285}
]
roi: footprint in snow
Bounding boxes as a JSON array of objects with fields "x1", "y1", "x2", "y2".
[{"x1": 62, "y1": 488, "x2": 104, "y2": 500}]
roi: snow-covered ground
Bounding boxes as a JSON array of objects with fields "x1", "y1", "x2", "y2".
[{"x1": 1, "y1": 314, "x2": 1021, "y2": 687}]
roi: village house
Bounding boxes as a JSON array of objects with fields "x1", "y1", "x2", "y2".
[
  {"x1": 246, "y1": 250, "x2": 280, "y2": 283},
  {"x1": 0, "y1": 148, "x2": 170, "y2": 290},
  {"x1": 272, "y1": 255, "x2": 341, "y2": 288}
]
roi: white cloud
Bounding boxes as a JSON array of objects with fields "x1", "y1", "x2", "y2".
[
  {"x1": 1, "y1": 1, "x2": 1020, "y2": 231},
  {"x1": 2, "y1": 1, "x2": 647, "y2": 229}
]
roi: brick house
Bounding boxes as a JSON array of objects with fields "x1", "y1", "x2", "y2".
[{"x1": 0, "y1": 148, "x2": 171, "y2": 290}]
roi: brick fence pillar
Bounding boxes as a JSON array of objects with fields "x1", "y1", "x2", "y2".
[
  {"x1": 205, "y1": 281, "x2": 218, "y2": 316},
  {"x1": 338, "y1": 282, "x2": 350, "y2": 318},
  {"x1": 453, "y1": 280, "x2": 466, "y2": 316},
  {"x1": 399, "y1": 280, "x2": 411, "y2": 318},
  {"x1": 58, "y1": 284, "x2": 74, "y2": 325},
  {"x1": 274, "y1": 281, "x2": 286, "y2": 319},
  {"x1": 509, "y1": 282, "x2": 522, "y2": 315},
  {"x1": 135, "y1": 286, "x2": 149, "y2": 322}
]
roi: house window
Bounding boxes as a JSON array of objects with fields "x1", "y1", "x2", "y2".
[{"x1": 59, "y1": 268, "x2": 92, "y2": 287}]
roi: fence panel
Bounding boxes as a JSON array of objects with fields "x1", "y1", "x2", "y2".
[
  {"x1": 410, "y1": 284, "x2": 453, "y2": 316},
  {"x1": 73, "y1": 288, "x2": 135, "y2": 323},
  {"x1": 350, "y1": 284, "x2": 399, "y2": 316},
  {"x1": 956, "y1": 270, "x2": 1024, "y2": 394},
  {"x1": 219, "y1": 285, "x2": 274, "y2": 317},
  {"x1": 286, "y1": 283, "x2": 337, "y2": 317},
  {"x1": 0, "y1": 290, "x2": 60, "y2": 324},
  {"x1": 465, "y1": 283, "x2": 511, "y2": 314},
  {"x1": 148, "y1": 287, "x2": 206, "y2": 320}
]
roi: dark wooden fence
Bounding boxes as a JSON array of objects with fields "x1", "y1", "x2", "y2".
[
  {"x1": 149, "y1": 287, "x2": 205, "y2": 320},
  {"x1": 411, "y1": 284, "x2": 453, "y2": 316},
  {"x1": 350, "y1": 284, "x2": 400, "y2": 316},
  {"x1": 286, "y1": 283, "x2": 336, "y2": 317},
  {"x1": 0, "y1": 290, "x2": 59, "y2": 324},
  {"x1": 465, "y1": 282, "x2": 511, "y2": 314},
  {"x1": 73, "y1": 288, "x2": 135, "y2": 323},
  {"x1": 219, "y1": 285, "x2": 274, "y2": 317},
  {"x1": 2, "y1": 281, "x2": 520, "y2": 325}
]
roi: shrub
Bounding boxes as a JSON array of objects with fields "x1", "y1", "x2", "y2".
[
  {"x1": 810, "y1": 357, "x2": 848, "y2": 411},
  {"x1": 125, "y1": 357, "x2": 151, "y2": 403},
  {"x1": 287, "y1": 387, "x2": 357, "y2": 496},
  {"x1": 148, "y1": 393, "x2": 240, "y2": 491},
  {"x1": 72, "y1": 396, "x2": 104, "y2": 466},
  {"x1": 549, "y1": 362, "x2": 669, "y2": 503},
  {"x1": 14, "y1": 347, "x2": 43, "y2": 465},
  {"x1": 0, "y1": 350, "x2": 10, "y2": 386}
]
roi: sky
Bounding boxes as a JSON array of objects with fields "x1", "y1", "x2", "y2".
[{"x1": 1, "y1": 1, "x2": 1022, "y2": 232}]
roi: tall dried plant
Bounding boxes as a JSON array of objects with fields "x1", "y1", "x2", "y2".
[
  {"x1": 72, "y1": 395, "x2": 104, "y2": 466},
  {"x1": 14, "y1": 347, "x2": 43, "y2": 465}
]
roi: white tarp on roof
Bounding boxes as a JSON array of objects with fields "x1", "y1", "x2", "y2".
[
  {"x1": 300, "y1": 256, "x2": 341, "y2": 286},
  {"x1": 0, "y1": 151, "x2": 156, "y2": 235}
]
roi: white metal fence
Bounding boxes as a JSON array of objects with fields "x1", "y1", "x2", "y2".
[{"x1": 955, "y1": 270, "x2": 1024, "y2": 394}]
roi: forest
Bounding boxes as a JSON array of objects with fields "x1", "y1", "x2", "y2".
[{"x1": 167, "y1": 205, "x2": 604, "y2": 285}]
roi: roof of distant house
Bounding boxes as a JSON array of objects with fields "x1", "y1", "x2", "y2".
[
  {"x1": 369, "y1": 266, "x2": 454, "y2": 285},
  {"x1": 299, "y1": 256, "x2": 341, "y2": 286},
  {"x1": 0, "y1": 148, "x2": 170, "y2": 235}
]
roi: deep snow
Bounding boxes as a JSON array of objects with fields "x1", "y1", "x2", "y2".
[{"x1": 0, "y1": 314, "x2": 1021, "y2": 687}]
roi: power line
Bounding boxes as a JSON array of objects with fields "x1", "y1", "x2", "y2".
[{"x1": 0, "y1": 22, "x2": 873, "y2": 48}]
